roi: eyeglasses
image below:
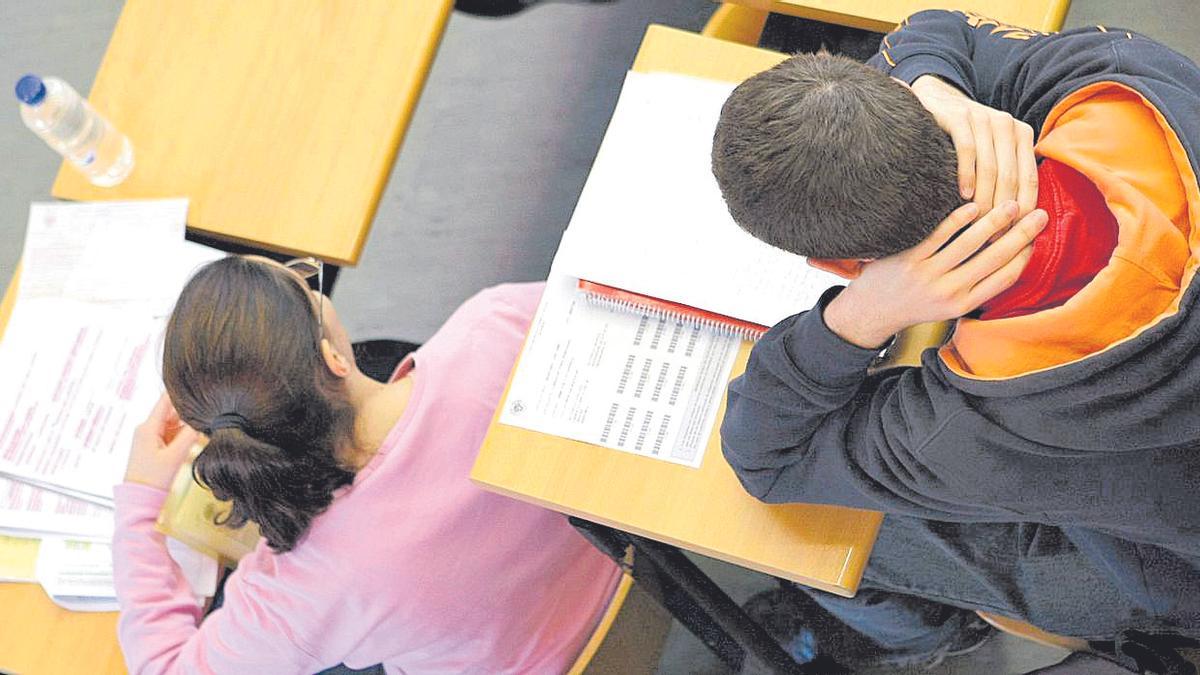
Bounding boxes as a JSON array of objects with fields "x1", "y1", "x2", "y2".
[{"x1": 283, "y1": 257, "x2": 324, "y2": 337}]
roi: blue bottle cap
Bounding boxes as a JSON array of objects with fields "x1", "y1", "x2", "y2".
[{"x1": 15, "y1": 74, "x2": 46, "y2": 106}]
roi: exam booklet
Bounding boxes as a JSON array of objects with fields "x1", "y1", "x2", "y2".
[
  {"x1": 0, "y1": 200, "x2": 223, "y2": 507},
  {"x1": 499, "y1": 72, "x2": 848, "y2": 468},
  {"x1": 500, "y1": 273, "x2": 739, "y2": 468}
]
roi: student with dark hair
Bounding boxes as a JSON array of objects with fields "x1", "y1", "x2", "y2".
[
  {"x1": 713, "y1": 9, "x2": 1200, "y2": 669},
  {"x1": 114, "y1": 256, "x2": 620, "y2": 673},
  {"x1": 712, "y1": 52, "x2": 965, "y2": 259}
]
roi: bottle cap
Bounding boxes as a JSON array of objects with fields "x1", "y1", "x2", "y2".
[{"x1": 15, "y1": 75, "x2": 46, "y2": 106}]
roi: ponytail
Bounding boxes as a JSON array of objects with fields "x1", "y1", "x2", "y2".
[
  {"x1": 194, "y1": 424, "x2": 354, "y2": 552},
  {"x1": 164, "y1": 256, "x2": 359, "y2": 553}
]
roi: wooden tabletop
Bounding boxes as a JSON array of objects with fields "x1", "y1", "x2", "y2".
[
  {"x1": 0, "y1": 268, "x2": 125, "y2": 674},
  {"x1": 0, "y1": 584, "x2": 125, "y2": 674},
  {"x1": 720, "y1": 0, "x2": 1072, "y2": 33},
  {"x1": 51, "y1": 0, "x2": 454, "y2": 265},
  {"x1": 471, "y1": 25, "x2": 883, "y2": 598}
]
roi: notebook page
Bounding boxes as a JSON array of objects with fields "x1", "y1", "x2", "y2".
[
  {"x1": 500, "y1": 271, "x2": 738, "y2": 469},
  {"x1": 0, "y1": 201, "x2": 224, "y2": 502},
  {"x1": 556, "y1": 71, "x2": 844, "y2": 328},
  {"x1": 0, "y1": 301, "x2": 166, "y2": 501},
  {"x1": 0, "y1": 476, "x2": 114, "y2": 540},
  {"x1": 19, "y1": 199, "x2": 189, "y2": 313}
]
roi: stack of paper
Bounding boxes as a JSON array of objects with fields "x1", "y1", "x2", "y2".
[
  {"x1": 30, "y1": 536, "x2": 217, "y2": 612},
  {"x1": 0, "y1": 533, "x2": 39, "y2": 582},
  {"x1": 500, "y1": 71, "x2": 845, "y2": 469},
  {"x1": 556, "y1": 71, "x2": 844, "y2": 328},
  {"x1": 501, "y1": 274, "x2": 739, "y2": 468},
  {"x1": 0, "y1": 199, "x2": 224, "y2": 610}
]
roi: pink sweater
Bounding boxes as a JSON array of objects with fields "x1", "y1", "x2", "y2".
[{"x1": 113, "y1": 283, "x2": 621, "y2": 674}]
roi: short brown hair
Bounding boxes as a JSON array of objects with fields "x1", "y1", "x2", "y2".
[
  {"x1": 711, "y1": 52, "x2": 961, "y2": 259},
  {"x1": 164, "y1": 256, "x2": 356, "y2": 552}
]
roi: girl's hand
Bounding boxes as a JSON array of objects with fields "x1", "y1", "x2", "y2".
[
  {"x1": 124, "y1": 393, "x2": 200, "y2": 490},
  {"x1": 824, "y1": 201, "x2": 1048, "y2": 348}
]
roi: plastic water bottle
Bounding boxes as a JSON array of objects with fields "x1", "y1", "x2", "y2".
[{"x1": 15, "y1": 74, "x2": 134, "y2": 187}]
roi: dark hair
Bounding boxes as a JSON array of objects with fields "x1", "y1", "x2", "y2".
[
  {"x1": 163, "y1": 256, "x2": 356, "y2": 552},
  {"x1": 711, "y1": 52, "x2": 962, "y2": 259}
]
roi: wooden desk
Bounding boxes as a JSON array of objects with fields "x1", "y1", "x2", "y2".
[
  {"x1": 471, "y1": 26, "x2": 883, "y2": 599},
  {"x1": 0, "y1": 269, "x2": 125, "y2": 674},
  {"x1": 51, "y1": 0, "x2": 453, "y2": 265},
  {"x1": 721, "y1": 0, "x2": 1072, "y2": 33}
]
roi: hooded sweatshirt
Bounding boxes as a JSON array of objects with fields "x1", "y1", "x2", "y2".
[{"x1": 721, "y1": 10, "x2": 1200, "y2": 632}]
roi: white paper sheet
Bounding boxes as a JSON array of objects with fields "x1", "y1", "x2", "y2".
[
  {"x1": 0, "y1": 200, "x2": 225, "y2": 503},
  {"x1": 0, "y1": 301, "x2": 166, "y2": 500},
  {"x1": 166, "y1": 537, "x2": 220, "y2": 599},
  {"x1": 34, "y1": 537, "x2": 117, "y2": 609},
  {"x1": 33, "y1": 535, "x2": 219, "y2": 612},
  {"x1": 19, "y1": 199, "x2": 189, "y2": 312},
  {"x1": 555, "y1": 71, "x2": 845, "y2": 329},
  {"x1": 0, "y1": 476, "x2": 113, "y2": 540},
  {"x1": 500, "y1": 274, "x2": 739, "y2": 468}
]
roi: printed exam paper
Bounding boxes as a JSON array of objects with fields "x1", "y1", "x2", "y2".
[{"x1": 500, "y1": 274, "x2": 738, "y2": 468}]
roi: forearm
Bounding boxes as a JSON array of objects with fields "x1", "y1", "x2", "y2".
[
  {"x1": 869, "y1": 10, "x2": 989, "y2": 99},
  {"x1": 872, "y1": 10, "x2": 1181, "y2": 134},
  {"x1": 822, "y1": 284, "x2": 904, "y2": 349},
  {"x1": 872, "y1": 10, "x2": 1064, "y2": 112},
  {"x1": 721, "y1": 289, "x2": 881, "y2": 501},
  {"x1": 113, "y1": 482, "x2": 326, "y2": 673},
  {"x1": 720, "y1": 285, "x2": 1013, "y2": 517},
  {"x1": 112, "y1": 483, "x2": 203, "y2": 674},
  {"x1": 721, "y1": 307, "x2": 996, "y2": 516}
]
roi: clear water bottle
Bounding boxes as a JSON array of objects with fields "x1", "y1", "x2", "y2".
[{"x1": 15, "y1": 74, "x2": 134, "y2": 187}]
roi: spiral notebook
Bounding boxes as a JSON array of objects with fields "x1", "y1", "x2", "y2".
[
  {"x1": 554, "y1": 71, "x2": 843, "y2": 338},
  {"x1": 497, "y1": 71, "x2": 845, "y2": 468},
  {"x1": 577, "y1": 279, "x2": 769, "y2": 341}
]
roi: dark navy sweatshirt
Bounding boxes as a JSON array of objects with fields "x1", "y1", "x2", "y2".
[{"x1": 721, "y1": 10, "x2": 1200, "y2": 630}]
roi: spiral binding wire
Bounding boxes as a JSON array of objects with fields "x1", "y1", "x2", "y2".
[{"x1": 581, "y1": 289, "x2": 766, "y2": 342}]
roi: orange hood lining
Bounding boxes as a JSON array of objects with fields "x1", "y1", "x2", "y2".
[{"x1": 938, "y1": 81, "x2": 1200, "y2": 381}]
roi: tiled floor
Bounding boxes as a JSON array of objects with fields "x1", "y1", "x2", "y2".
[{"x1": 2, "y1": 1, "x2": 1199, "y2": 673}]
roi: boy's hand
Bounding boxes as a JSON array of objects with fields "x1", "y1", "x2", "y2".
[
  {"x1": 909, "y1": 75, "x2": 1039, "y2": 218},
  {"x1": 824, "y1": 201, "x2": 1048, "y2": 348},
  {"x1": 125, "y1": 393, "x2": 200, "y2": 490}
]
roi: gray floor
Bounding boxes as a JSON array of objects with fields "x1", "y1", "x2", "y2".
[{"x1": 2, "y1": 1, "x2": 1199, "y2": 673}]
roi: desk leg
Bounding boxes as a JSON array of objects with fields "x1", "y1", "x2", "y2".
[{"x1": 569, "y1": 518, "x2": 812, "y2": 674}]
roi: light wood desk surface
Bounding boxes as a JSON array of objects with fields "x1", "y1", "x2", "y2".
[
  {"x1": 721, "y1": 0, "x2": 1072, "y2": 33},
  {"x1": 51, "y1": 0, "x2": 453, "y2": 265},
  {"x1": 471, "y1": 25, "x2": 883, "y2": 598},
  {"x1": 0, "y1": 268, "x2": 125, "y2": 674}
]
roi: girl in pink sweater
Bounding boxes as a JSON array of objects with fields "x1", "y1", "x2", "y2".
[{"x1": 116, "y1": 256, "x2": 620, "y2": 674}]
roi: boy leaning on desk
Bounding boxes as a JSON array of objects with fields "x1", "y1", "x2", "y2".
[{"x1": 713, "y1": 8, "x2": 1200, "y2": 672}]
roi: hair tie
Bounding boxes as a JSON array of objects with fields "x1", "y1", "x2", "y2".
[{"x1": 209, "y1": 412, "x2": 249, "y2": 433}]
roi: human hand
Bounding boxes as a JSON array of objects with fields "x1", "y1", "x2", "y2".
[
  {"x1": 124, "y1": 393, "x2": 200, "y2": 490},
  {"x1": 909, "y1": 75, "x2": 1039, "y2": 218},
  {"x1": 824, "y1": 201, "x2": 1048, "y2": 348}
]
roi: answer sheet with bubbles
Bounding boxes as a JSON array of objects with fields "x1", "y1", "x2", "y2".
[{"x1": 500, "y1": 275, "x2": 739, "y2": 468}]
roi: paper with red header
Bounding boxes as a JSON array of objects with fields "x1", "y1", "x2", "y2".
[
  {"x1": 500, "y1": 272, "x2": 738, "y2": 468},
  {"x1": 0, "y1": 200, "x2": 222, "y2": 504}
]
